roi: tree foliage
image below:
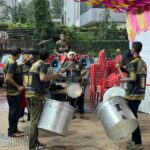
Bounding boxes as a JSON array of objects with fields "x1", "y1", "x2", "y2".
[
  {"x1": 11, "y1": 0, "x2": 34, "y2": 24},
  {"x1": 95, "y1": 9, "x2": 121, "y2": 40},
  {"x1": 0, "y1": 0, "x2": 6, "y2": 8},
  {"x1": 0, "y1": 0, "x2": 11, "y2": 20},
  {"x1": 33, "y1": 0, "x2": 54, "y2": 48}
]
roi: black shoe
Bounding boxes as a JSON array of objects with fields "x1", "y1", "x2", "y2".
[{"x1": 72, "y1": 115, "x2": 76, "y2": 119}]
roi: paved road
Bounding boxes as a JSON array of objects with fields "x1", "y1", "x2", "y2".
[{"x1": 0, "y1": 88, "x2": 150, "y2": 150}]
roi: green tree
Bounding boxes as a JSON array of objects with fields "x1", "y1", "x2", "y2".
[
  {"x1": 11, "y1": 0, "x2": 28, "y2": 23},
  {"x1": 0, "y1": 0, "x2": 11, "y2": 20},
  {"x1": 24, "y1": 0, "x2": 35, "y2": 24},
  {"x1": 0, "y1": 0, "x2": 5, "y2": 6},
  {"x1": 96, "y1": 9, "x2": 118, "y2": 40},
  {"x1": 33, "y1": 0, "x2": 54, "y2": 48}
]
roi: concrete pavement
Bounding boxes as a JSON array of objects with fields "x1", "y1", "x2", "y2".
[{"x1": 0, "y1": 88, "x2": 150, "y2": 150}]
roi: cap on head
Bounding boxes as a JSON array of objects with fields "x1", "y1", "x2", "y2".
[{"x1": 67, "y1": 51, "x2": 76, "y2": 59}]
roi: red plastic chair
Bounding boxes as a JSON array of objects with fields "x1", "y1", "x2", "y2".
[
  {"x1": 115, "y1": 54, "x2": 122, "y2": 65},
  {"x1": 0, "y1": 64, "x2": 4, "y2": 68},
  {"x1": 97, "y1": 50, "x2": 107, "y2": 65},
  {"x1": 47, "y1": 54, "x2": 55, "y2": 63},
  {"x1": 75, "y1": 54, "x2": 81, "y2": 61},
  {"x1": 95, "y1": 73, "x2": 116, "y2": 103},
  {"x1": 114, "y1": 73, "x2": 122, "y2": 86},
  {"x1": 107, "y1": 60, "x2": 115, "y2": 75},
  {"x1": 109, "y1": 55, "x2": 122, "y2": 73}
]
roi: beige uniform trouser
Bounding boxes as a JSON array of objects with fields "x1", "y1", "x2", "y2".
[{"x1": 28, "y1": 96, "x2": 44, "y2": 148}]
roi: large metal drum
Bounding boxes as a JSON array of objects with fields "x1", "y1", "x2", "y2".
[
  {"x1": 97, "y1": 96, "x2": 138, "y2": 140},
  {"x1": 38, "y1": 99, "x2": 75, "y2": 136}
]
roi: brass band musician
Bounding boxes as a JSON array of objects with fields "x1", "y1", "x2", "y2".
[
  {"x1": 61, "y1": 51, "x2": 88, "y2": 119},
  {"x1": 54, "y1": 33, "x2": 71, "y2": 56},
  {"x1": 118, "y1": 42, "x2": 147, "y2": 149},
  {"x1": 26, "y1": 50, "x2": 59, "y2": 150}
]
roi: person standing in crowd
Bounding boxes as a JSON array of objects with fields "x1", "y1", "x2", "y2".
[
  {"x1": 119, "y1": 42, "x2": 147, "y2": 149},
  {"x1": 61, "y1": 51, "x2": 88, "y2": 119},
  {"x1": 54, "y1": 33, "x2": 71, "y2": 56},
  {"x1": 3, "y1": 48, "x2": 24, "y2": 137},
  {"x1": 19, "y1": 51, "x2": 33, "y2": 122},
  {"x1": 26, "y1": 50, "x2": 60, "y2": 150}
]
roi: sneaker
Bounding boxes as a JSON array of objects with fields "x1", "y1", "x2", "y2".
[
  {"x1": 126, "y1": 143, "x2": 143, "y2": 149},
  {"x1": 30, "y1": 143, "x2": 45, "y2": 150},
  {"x1": 19, "y1": 117, "x2": 25, "y2": 122}
]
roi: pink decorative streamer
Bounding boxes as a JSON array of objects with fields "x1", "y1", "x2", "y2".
[
  {"x1": 76, "y1": 0, "x2": 150, "y2": 12},
  {"x1": 128, "y1": 10, "x2": 140, "y2": 33},
  {"x1": 143, "y1": 6, "x2": 150, "y2": 29}
]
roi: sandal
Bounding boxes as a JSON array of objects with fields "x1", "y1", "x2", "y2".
[
  {"x1": 16, "y1": 130, "x2": 24, "y2": 134},
  {"x1": 9, "y1": 132, "x2": 24, "y2": 137}
]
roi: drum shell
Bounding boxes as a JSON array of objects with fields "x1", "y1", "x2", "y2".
[
  {"x1": 38, "y1": 99, "x2": 75, "y2": 136},
  {"x1": 97, "y1": 96, "x2": 138, "y2": 140}
]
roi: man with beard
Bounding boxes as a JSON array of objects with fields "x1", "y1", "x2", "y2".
[
  {"x1": 61, "y1": 51, "x2": 88, "y2": 119},
  {"x1": 118, "y1": 42, "x2": 147, "y2": 149}
]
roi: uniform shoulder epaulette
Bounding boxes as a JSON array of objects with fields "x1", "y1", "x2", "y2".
[
  {"x1": 8, "y1": 57, "x2": 15, "y2": 64},
  {"x1": 130, "y1": 58, "x2": 140, "y2": 63}
]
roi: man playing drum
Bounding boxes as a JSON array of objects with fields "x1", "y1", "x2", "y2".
[
  {"x1": 26, "y1": 50, "x2": 59, "y2": 150},
  {"x1": 20, "y1": 51, "x2": 34, "y2": 122},
  {"x1": 119, "y1": 42, "x2": 147, "y2": 149},
  {"x1": 61, "y1": 51, "x2": 88, "y2": 119}
]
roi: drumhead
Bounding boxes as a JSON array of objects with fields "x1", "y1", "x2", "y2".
[
  {"x1": 67, "y1": 83, "x2": 82, "y2": 98},
  {"x1": 103, "y1": 86, "x2": 126, "y2": 101}
]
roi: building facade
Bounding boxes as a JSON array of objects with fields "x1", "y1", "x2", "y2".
[{"x1": 63, "y1": 0, "x2": 126, "y2": 27}]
